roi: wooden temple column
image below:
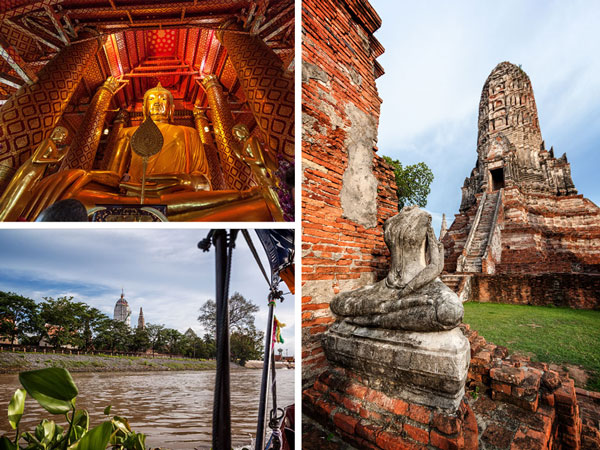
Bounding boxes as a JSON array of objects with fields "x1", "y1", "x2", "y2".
[
  {"x1": 100, "y1": 109, "x2": 130, "y2": 170},
  {"x1": 201, "y1": 74, "x2": 254, "y2": 190},
  {"x1": 216, "y1": 22, "x2": 294, "y2": 162},
  {"x1": 0, "y1": 37, "x2": 102, "y2": 192},
  {"x1": 60, "y1": 77, "x2": 119, "y2": 171},
  {"x1": 193, "y1": 105, "x2": 227, "y2": 190}
]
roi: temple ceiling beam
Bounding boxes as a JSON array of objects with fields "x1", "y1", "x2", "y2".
[
  {"x1": 63, "y1": 1, "x2": 247, "y2": 18},
  {"x1": 0, "y1": 73, "x2": 23, "y2": 89},
  {"x1": 0, "y1": 34, "x2": 37, "y2": 84},
  {"x1": 3, "y1": 18, "x2": 60, "y2": 51},
  {"x1": 23, "y1": 16, "x2": 64, "y2": 47},
  {"x1": 83, "y1": 17, "x2": 227, "y2": 30},
  {"x1": 0, "y1": 0, "x2": 62, "y2": 20},
  {"x1": 43, "y1": 5, "x2": 70, "y2": 45},
  {"x1": 253, "y1": 3, "x2": 293, "y2": 36}
]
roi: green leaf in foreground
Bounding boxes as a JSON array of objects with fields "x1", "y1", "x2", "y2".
[
  {"x1": 7, "y1": 388, "x2": 25, "y2": 430},
  {"x1": 103, "y1": 405, "x2": 111, "y2": 416},
  {"x1": 68, "y1": 421, "x2": 112, "y2": 450},
  {"x1": 0, "y1": 436, "x2": 17, "y2": 450},
  {"x1": 34, "y1": 419, "x2": 56, "y2": 447},
  {"x1": 19, "y1": 368, "x2": 78, "y2": 414}
]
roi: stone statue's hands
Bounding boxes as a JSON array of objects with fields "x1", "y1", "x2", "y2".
[{"x1": 399, "y1": 282, "x2": 415, "y2": 297}]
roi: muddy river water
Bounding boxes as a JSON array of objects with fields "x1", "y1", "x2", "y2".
[{"x1": 0, "y1": 369, "x2": 294, "y2": 449}]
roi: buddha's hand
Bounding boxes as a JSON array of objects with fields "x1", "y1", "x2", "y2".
[
  {"x1": 87, "y1": 170, "x2": 122, "y2": 187},
  {"x1": 146, "y1": 173, "x2": 211, "y2": 192}
]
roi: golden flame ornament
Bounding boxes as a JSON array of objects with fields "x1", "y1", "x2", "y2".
[{"x1": 130, "y1": 116, "x2": 163, "y2": 204}]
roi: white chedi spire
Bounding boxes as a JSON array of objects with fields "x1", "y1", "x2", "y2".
[
  {"x1": 114, "y1": 289, "x2": 132, "y2": 327},
  {"x1": 440, "y1": 213, "x2": 448, "y2": 240}
]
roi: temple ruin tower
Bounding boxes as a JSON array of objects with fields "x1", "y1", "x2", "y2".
[
  {"x1": 460, "y1": 61, "x2": 576, "y2": 213},
  {"x1": 439, "y1": 213, "x2": 448, "y2": 239},
  {"x1": 442, "y1": 62, "x2": 600, "y2": 307},
  {"x1": 137, "y1": 307, "x2": 145, "y2": 330},
  {"x1": 113, "y1": 289, "x2": 131, "y2": 327}
]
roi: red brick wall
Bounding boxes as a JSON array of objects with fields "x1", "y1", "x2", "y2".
[
  {"x1": 302, "y1": 0, "x2": 398, "y2": 386},
  {"x1": 471, "y1": 273, "x2": 600, "y2": 309}
]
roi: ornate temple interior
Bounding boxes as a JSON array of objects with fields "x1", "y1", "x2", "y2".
[{"x1": 0, "y1": 0, "x2": 294, "y2": 221}]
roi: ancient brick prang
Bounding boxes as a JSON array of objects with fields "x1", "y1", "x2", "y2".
[
  {"x1": 302, "y1": 0, "x2": 397, "y2": 387},
  {"x1": 443, "y1": 62, "x2": 600, "y2": 288},
  {"x1": 463, "y1": 62, "x2": 577, "y2": 211}
]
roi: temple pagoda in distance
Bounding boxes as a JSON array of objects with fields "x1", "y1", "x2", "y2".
[
  {"x1": 442, "y1": 62, "x2": 600, "y2": 308},
  {"x1": 113, "y1": 290, "x2": 132, "y2": 327}
]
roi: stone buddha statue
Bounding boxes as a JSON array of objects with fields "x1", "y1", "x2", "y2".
[
  {"x1": 330, "y1": 206, "x2": 464, "y2": 331},
  {"x1": 325, "y1": 206, "x2": 469, "y2": 411},
  {"x1": 12, "y1": 83, "x2": 272, "y2": 221}
]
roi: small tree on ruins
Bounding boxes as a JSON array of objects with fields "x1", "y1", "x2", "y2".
[{"x1": 383, "y1": 156, "x2": 434, "y2": 210}]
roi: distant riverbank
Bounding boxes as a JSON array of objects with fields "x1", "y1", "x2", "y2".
[{"x1": 0, "y1": 350, "x2": 218, "y2": 373}]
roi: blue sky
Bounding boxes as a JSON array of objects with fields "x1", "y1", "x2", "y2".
[
  {"x1": 371, "y1": 0, "x2": 600, "y2": 232},
  {"x1": 0, "y1": 229, "x2": 295, "y2": 357}
]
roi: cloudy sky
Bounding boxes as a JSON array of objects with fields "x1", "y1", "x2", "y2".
[
  {"x1": 372, "y1": 0, "x2": 600, "y2": 231},
  {"x1": 0, "y1": 228, "x2": 295, "y2": 357}
]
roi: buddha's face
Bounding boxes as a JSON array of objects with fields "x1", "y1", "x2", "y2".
[{"x1": 143, "y1": 84, "x2": 174, "y2": 123}]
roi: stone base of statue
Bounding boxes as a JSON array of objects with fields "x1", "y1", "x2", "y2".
[{"x1": 323, "y1": 320, "x2": 470, "y2": 410}]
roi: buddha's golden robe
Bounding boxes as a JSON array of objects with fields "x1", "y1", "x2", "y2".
[{"x1": 122, "y1": 122, "x2": 209, "y2": 184}]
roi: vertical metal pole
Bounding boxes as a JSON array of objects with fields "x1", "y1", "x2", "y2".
[
  {"x1": 255, "y1": 300, "x2": 275, "y2": 450},
  {"x1": 212, "y1": 230, "x2": 231, "y2": 450},
  {"x1": 270, "y1": 347, "x2": 278, "y2": 416}
]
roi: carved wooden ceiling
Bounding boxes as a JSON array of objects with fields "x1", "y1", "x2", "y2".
[{"x1": 0, "y1": 0, "x2": 294, "y2": 114}]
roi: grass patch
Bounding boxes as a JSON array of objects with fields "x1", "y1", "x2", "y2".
[{"x1": 464, "y1": 302, "x2": 600, "y2": 391}]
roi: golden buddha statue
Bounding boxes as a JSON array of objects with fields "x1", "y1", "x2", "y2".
[
  {"x1": 10, "y1": 83, "x2": 274, "y2": 222},
  {"x1": 232, "y1": 123, "x2": 283, "y2": 221},
  {"x1": 0, "y1": 126, "x2": 69, "y2": 221}
]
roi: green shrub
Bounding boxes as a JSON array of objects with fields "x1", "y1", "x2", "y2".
[{"x1": 1, "y1": 367, "x2": 146, "y2": 449}]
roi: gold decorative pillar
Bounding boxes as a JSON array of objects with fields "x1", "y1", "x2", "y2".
[
  {"x1": 201, "y1": 75, "x2": 254, "y2": 190},
  {"x1": 60, "y1": 76, "x2": 119, "y2": 171},
  {"x1": 217, "y1": 22, "x2": 294, "y2": 162},
  {"x1": 100, "y1": 108, "x2": 130, "y2": 170},
  {"x1": 0, "y1": 37, "x2": 102, "y2": 171},
  {"x1": 193, "y1": 106, "x2": 227, "y2": 190}
]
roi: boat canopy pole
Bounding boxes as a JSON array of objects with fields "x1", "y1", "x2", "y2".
[
  {"x1": 241, "y1": 230, "x2": 278, "y2": 450},
  {"x1": 256, "y1": 289, "x2": 277, "y2": 450},
  {"x1": 200, "y1": 229, "x2": 238, "y2": 450}
]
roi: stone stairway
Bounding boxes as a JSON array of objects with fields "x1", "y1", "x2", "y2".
[
  {"x1": 441, "y1": 273, "x2": 472, "y2": 302},
  {"x1": 463, "y1": 191, "x2": 500, "y2": 272},
  {"x1": 441, "y1": 274, "x2": 463, "y2": 293}
]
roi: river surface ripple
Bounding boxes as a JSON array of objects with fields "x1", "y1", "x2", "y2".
[{"x1": 0, "y1": 369, "x2": 294, "y2": 449}]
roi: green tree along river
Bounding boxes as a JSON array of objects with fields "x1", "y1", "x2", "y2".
[{"x1": 0, "y1": 369, "x2": 294, "y2": 449}]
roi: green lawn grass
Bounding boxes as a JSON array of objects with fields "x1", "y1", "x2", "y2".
[{"x1": 463, "y1": 302, "x2": 600, "y2": 391}]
